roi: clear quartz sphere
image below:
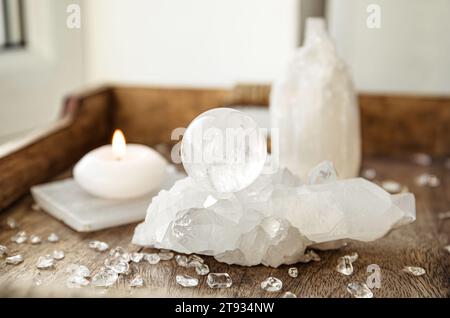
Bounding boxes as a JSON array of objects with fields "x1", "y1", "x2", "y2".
[{"x1": 181, "y1": 108, "x2": 267, "y2": 193}]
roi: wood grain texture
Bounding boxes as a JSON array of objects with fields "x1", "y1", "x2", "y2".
[{"x1": 0, "y1": 157, "x2": 448, "y2": 298}]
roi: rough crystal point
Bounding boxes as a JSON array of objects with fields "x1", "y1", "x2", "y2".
[{"x1": 132, "y1": 163, "x2": 416, "y2": 267}]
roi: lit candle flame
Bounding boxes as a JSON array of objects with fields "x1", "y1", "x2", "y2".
[{"x1": 112, "y1": 129, "x2": 126, "y2": 160}]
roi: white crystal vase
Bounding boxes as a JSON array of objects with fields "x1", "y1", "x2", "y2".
[{"x1": 270, "y1": 18, "x2": 361, "y2": 179}]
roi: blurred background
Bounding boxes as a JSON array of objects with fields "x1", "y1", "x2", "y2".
[{"x1": 0, "y1": 0, "x2": 449, "y2": 145}]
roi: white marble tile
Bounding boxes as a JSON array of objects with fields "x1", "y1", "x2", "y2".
[{"x1": 31, "y1": 166, "x2": 185, "y2": 232}]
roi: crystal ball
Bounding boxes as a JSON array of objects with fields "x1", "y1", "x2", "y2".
[{"x1": 181, "y1": 108, "x2": 267, "y2": 193}]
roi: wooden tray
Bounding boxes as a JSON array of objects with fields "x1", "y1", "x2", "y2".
[{"x1": 0, "y1": 84, "x2": 449, "y2": 297}]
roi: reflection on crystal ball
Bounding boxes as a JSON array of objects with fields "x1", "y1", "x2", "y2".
[{"x1": 181, "y1": 108, "x2": 267, "y2": 193}]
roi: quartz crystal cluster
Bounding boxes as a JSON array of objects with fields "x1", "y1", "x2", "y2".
[{"x1": 133, "y1": 161, "x2": 416, "y2": 267}]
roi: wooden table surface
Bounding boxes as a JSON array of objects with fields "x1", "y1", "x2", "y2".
[{"x1": 0, "y1": 157, "x2": 449, "y2": 298}]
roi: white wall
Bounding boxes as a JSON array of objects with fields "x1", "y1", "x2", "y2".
[
  {"x1": 327, "y1": 0, "x2": 450, "y2": 94},
  {"x1": 0, "y1": 0, "x2": 84, "y2": 143},
  {"x1": 84, "y1": 0, "x2": 299, "y2": 87}
]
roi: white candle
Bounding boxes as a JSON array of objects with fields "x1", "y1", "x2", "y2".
[{"x1": 74, "y1": 130, "x2": 167, "y2": 199}]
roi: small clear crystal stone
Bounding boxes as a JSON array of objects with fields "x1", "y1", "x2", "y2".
[
  {"x1": 415, "y1": 173, "x2": 440, "y2": 187},
  {"x1": 91, "y1": 268, "x2": 119, "y2": 287},
  {"x1": 37, "y1": 255, "x2": 55, "y2": 269},
  {"x1": 158, "y1": 251, "x2": 174, "y2": 260},
  {"x1": 105, "y1": 256, "x2": 129, "y2": 274},
  {"x1": 261, "y1": 277, "x2": 283, "y2": 292},
  {"x1": 411, "y1": 153, "x2": 431, "y2": 166},
  {"x1": 347, "y1": 282, "x2": 373, "y2": 298},
  {"x1": 175, "y1": 255, "x2": 189, "y2": 267},
  {"x1": 195, "y1": 263, "x2": 210, "y2": 276},
  {"x1": 66, "y1": 275, "x2": 89, "y2": 289},
  {"x1": 281, "y1": 291, "x2": 297, "y2": 298},
  {"x1": 186, "y1": 254, "x2": 204, "y2": 268},
  {"x1": 176, "y1": 274, "x2": 198, "y2": 287},
  {"x1": 362, "y1": 168, "x2": 376, "y2": 180},
  {"x1": 89, "y1": 240, "x2": 109, "y2": 252},
  {"x1": 130, "y1": 252, "x2": 144, "y2": 263},
  {"x1": 129, "y1": 275, "x2": 144, "y2": 288},
  {"x1": 207, "y1": 273, "x2": 233, "y2": 288},
  {"x1": 66, "y1": 264, "x2": 90, "y2": 277},
  {"x1": 52, "y1": 250, "x2": 65, "y2": 260},
  {"x1": 0, "y1": 245, "x2": 7, "y2": 256},
  {"x1": 11, "y1": 231, "x2": 27, "y2": 244},
  {"x1": 144, "y1": 253, "x2": 161, "y2": 264},
  {"x1": 403, "y1": 266, "x2": 426, "y2": 276},
  {"x1": 336, "y1": 253, "x2": 358, "y2": 276},
  {"x1": 47, "y1": 233, "x2": 60, "y2": 243},
  {"x1": 6, "y1": 217, "x2": 18, "y2": 229},
  {"x1": 288, "y1": 267, "x2": 298, "y2": 278},
  {"x1": 30, "y1": 235, "x2": 42, "y2": 244},
  {"x1": 381, "y1": 180, "x2": 401, "y2": 193},
  {"x1": 6, "y1": 254, "x2": 23, "y2": 265}
]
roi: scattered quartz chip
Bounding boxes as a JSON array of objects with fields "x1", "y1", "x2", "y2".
[
  {"x1": 129, "y1": 275, "x2": 144, "y2": 288},
  {"x1": 66, "y1": 275, "x2": 89, "y2": 289},
  {"x1": 347, "y1": 282, "x2": 373, "y2": 298},
  {"x1": 130, "y1": 252, "x2": 144, "y2": 263},
  {"x1": 186, "y1": 254, "x2": 204, "y2": 268},
  {"x1": 411, "y1": 153, "x2": 431, "y2": 166},
  {"x1": 158, "y1": 251, "x2": 174, "y2": 260},
  {"x1": 403, "y1": 266, "x2": 426, "y2": 276},
  {"x1": 6, "y1": 217, "x2": 18, "y2": 229},
  {"x1": 415, "y1": 173, "x2": 440, "y2": 187},
  {"x1": 175, "y1": 255, "x2": 188, "y2": 267},
  {"x1": 288, "y1": 267, "x2": 298, "y2": 278},
  {"x1": 336, "y1": 253, "x2": 358, "y2": 276},
  {"x1": 207, "y1": 273, "x2": 232, "y2": 288},
  {"x1": 11, "y1": 231, "x2": 27, "y2": 244},
  {"x1": 144, "y1": 253, "x2": 161, "y2": 264},
  {"x1": 0, "y1": 245, "x2": 7, "y2": 257},
  {"x1": 89, "y1": 240, "x2": 109, "y2": 252},
  {"x1": 281, "y1": 291, "x2": 297, "y2": 298},
  {"x1": 91, "y1": 268, "x2": 119, "y2": 287},
  {"x1": 6, "y1": 254, "x2": 23, "y2": 265},
  {"x1": 261, "y1": 277, "x2": 283, "y2": 292},
  {"x1": 105, "y1": 256, "x2": 129, "y2": 274},
  {"x1": 37, "y1": 255, "x2": 55, "y2": 269},
  {"x1": 30, "y1": 235, "x2": 42, "y2": 245},
  {"x1": 336, "y1": 257, "x2": 354, "y2": 276},
  {"x1": 438, "y1": 211, "x2": 450, "y2": 220},
  {"x1": 195, "y1": 263, "x2": 210, "y2": 276},
  {"x1": 362, "y1": 168, "x2": 376, "y2": 180},
  {"x1": 381, "y1": 180, "x2": 402, "y2": 194},
  {"x1": 47, "y1": 233, "x2": 60, "y2": 243},
  {"x1": 176, "y1": 274, "x2": 198, "y2": 287},
  {"x1": 52, "y1": 250, "x2": 65, "y2": 260},
  {"x1": 66, "y1": 264, "x2": 90, "y2": 278}
]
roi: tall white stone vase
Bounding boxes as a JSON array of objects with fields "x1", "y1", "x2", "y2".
[{"x1": 270, "y1": 18, "x2": 361, "y2": 179}]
